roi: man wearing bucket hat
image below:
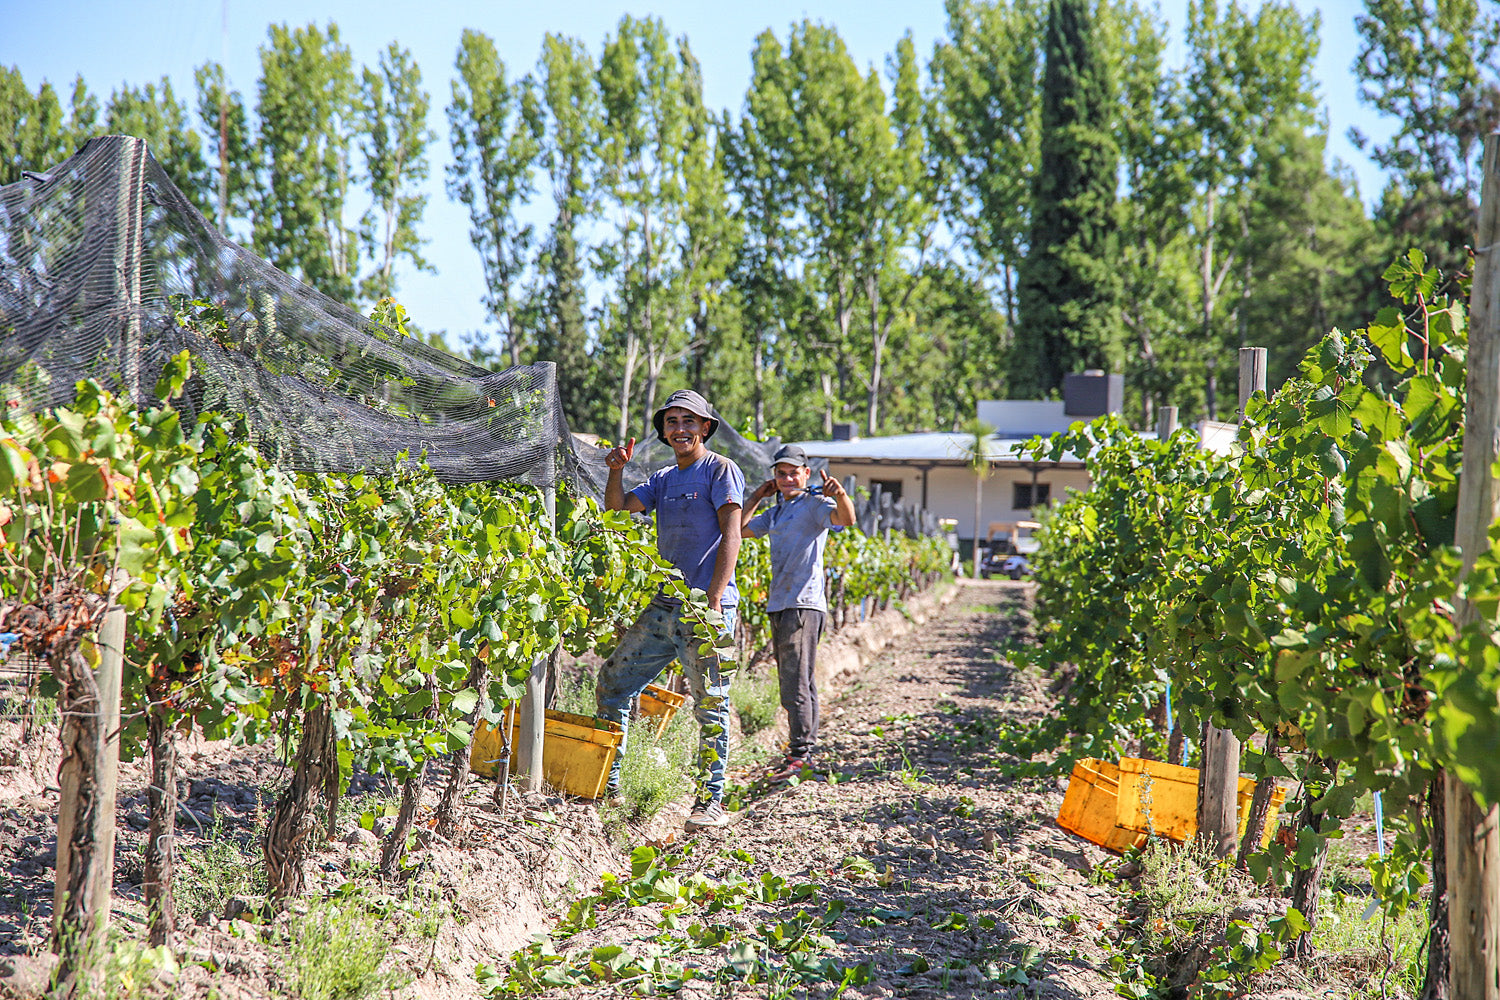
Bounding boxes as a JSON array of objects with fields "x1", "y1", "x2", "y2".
[
  {"x1": 598, "y1": 389, "x2": 744, "y2": 831},
  {"x1": 740, "y1": 444, "x2": 857, "y2": 783}
]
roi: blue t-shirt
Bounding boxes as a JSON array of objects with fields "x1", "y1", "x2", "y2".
[
  {"x1": 745, "y1": 491, "x2": 838, "y2": 613},
  {"x1": 629, "y1": 453, "x2": 745, "y2": 608}
]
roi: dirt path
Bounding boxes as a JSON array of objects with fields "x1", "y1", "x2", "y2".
[{"x1": 514, "y1": 581, "x2": 1122, "y2": 999}]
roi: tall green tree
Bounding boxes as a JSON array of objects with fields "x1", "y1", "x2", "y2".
[
  {"x1": 1013, "y1": 0, "x2": 1122, "y2": 398},
  {"x1": 1237, "y1": 125, "x2": 1375, "y2": 387},
  {"x1": 679, "y1": 63, "x2": 743, "y2": 411},
  {"x1": 103, "y1": 78, "x2": 213, "y2": 216},
  {"x1": 0, "y1": 70, "x2": 93, "y2": 184},
  {"x1": 855, "y1": 34, "x2": 938, "y2": 434},
  {"x1": 1177, "y1": 0, "x2": 1320, "y2": 417},
  {"x1": 928, "y1": 0, "x2": 1044, "y2": 330},
  {"x1": 725, "y1": 34, "x2": 804, "y2": 438},
  {"x1": 534, "y1": 34, "x2": 603, "y2": 431},
  {"x1": 1103, "y1": 0, "x2": 1198, "y2": 425},
  {"x1": 193, "y1": 62, "x2": 254, "y2": 234},
  {"x1": 358, "y1": 42, "x2": 434, "y2": 304},
  {"x1": 252, "y1": 22, "x2": 359, "y2": 302},
  {"x1": 594, "y1": 15, "x2": 695, "y2": 440},
  {"x1": 447, "y1": 30, "x2": 541, "y2": 368},
  {"x1": 1353, "y1": 0, "x2": 1500, "y2": 278}
]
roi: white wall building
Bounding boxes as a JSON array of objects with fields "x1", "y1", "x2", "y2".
[{"x1": 792, "y1": 372, "x2": 1125, "y2": 548}]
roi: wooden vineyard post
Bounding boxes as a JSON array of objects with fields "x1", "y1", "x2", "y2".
[
  {"x1": 1449, "y1": 130, "x2": 1500, "y2": 1000},
  {"x1": 517, "y1": 362, "x2": 560, "y2": 795},
  {"x1": 53, "y1": 594, "x2": 126, "y2": 987},
  {"x1": 1197, "y1": 349, "x2": 1264, "y2": 856}
]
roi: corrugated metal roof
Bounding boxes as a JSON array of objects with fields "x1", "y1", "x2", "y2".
[{"x1": 791, "y1": 431, "x2": 1088, "y2": 466}]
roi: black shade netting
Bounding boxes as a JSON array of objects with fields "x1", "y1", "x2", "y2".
[
  {"x1": 603, "y1": 415, "x2": 786, "y2": 496},
  {"x1": 0, "y1": 135, "x2": 601, "y2": 497}
]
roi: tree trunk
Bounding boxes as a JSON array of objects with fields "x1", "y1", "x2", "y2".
[
  {"x1": 435, "y1": 660, "x2": 488, "y2": 840},
  {"x1": 753, "y1": 332, "x2": 766, "y2": 439},
  {"x1": 144, "y1": 695, "x2": 177, "y2": 946},
  {"x1": 381, "y1": 756, "x2": 428, "y2": 878},
  {"x1": 1424, "y1": 771, "x2": 1450, "y2": 1000},
  {"x1": 263, "y1": 703, "x2": 334, "y2": 900},
  {"x1": 1235, "y1": 731, "x2": 1279, "y2": 870},
  {"x1": 382, "y1": 672, "x2": 439, "y2": 876},
  {"x1": 1289, "y1": 755, "x2": 1336, "y2": 961}
]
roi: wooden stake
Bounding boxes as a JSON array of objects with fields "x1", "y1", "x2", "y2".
[
  {"x1": 517, "y1": 415, "x2": 559, "y2": 794},
  {"x1": 1448, "y1": 130, "x2": 1500, "y2": 1000}
]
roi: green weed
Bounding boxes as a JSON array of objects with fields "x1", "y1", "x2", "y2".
[
  {"x1": 731, "y1": 667, "x2": 780, "y2": 737},
  {"x1": 174, "y1": 823, "x2": 269, "y2": 922},
  {"x1": 283, "y1": 902, "x2": 409, "y2": 1000},
  {"x1": 87, "y1": 936, "x2": 179, "y2": 999},
  {"x1": 1308, "y1": 891, "x2": 1425, "y2": 998},
  {"x1": 613, "y1": 708, "x2": 697, "y2": 822}
]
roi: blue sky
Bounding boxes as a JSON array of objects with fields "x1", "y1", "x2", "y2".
[{"x1": 3, "y1": 0, "x2": 1389, "y2": 343}]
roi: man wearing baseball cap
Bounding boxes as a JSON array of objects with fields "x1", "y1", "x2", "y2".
[
  {"x1": 740, "y1": 443, "x2": 857, "y2": 782},
  {"x1": 598, "y1": 389, "x2": 744, "y2": 831}
]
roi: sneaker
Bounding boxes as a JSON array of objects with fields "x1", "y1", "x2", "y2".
[
  {"x1": 766, "y1": 756, "x2": 808, "y2": 784},
  {"x1": 601, "y1": 785, "x2": 625, "y2": 808},
  {"x1": 684, "y1": 800, "x2": 730, "y2": 831}
]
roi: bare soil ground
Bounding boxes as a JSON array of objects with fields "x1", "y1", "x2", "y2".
[{"x1": 1, "y1": 581, "x2": 1387, "y2": 999}]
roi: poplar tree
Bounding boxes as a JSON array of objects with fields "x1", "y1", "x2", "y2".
[
  {"x1": 594, "y1": 15, "x2": 694, "y2": 440},
  {"x1": 726, "y1": 32, "x2": 804, "y2": 439},
  {"x1": 447, "y1": 30, "x2": 542, "y2": 367},
  {"x1": 680, "y1": 61, "x2": 743, "y2": 414},
  {"x1": 1353, "y1": 0, "x2": 1500, "y2": 278},
  {"x1": 1177, "y1": 0, "x2": 1319, "y2": 417},
  {"x1": 929, "y1": 0, "x2": 1044, "y2": 330},
  {"x1": 534, "y1": 34, "x2": 602, "y2": 430},
  {"x1": 252, "y1": 22, "x2": 359, "y2": 302},
  {"x1": 358, "y1": 43, "x2": 434, "y2": 304},
  {"x1": 192, "y1": 62, "x2": 254, "y2": 234},
  {"x1": 105, "y1": 79, "x2": 214, "y2": 217},
  {"x1": 1013, "y1": 0, "x2": 1122, "y2": 399},
  {"x1": 0, "y1": 70, "x2": 93, "y2": 184}
]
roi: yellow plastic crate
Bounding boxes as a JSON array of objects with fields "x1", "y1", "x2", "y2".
[
  {"x1": 638, "y1": 683, "x2": 686, "y2": 737},
  {"x1": 470, "y1": 708, "x2": 623, "y2": 800},
  {"x1": 1056, "y1": 756, "x2": 1286, "y2": 853}
]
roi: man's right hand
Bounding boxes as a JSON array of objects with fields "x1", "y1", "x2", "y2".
[
  {"x1": 751, "y1": 478, "x2": 776, "y2": 501},
  {"x1": 606, "y1": 437, "x2": 636, "y2": 471}
]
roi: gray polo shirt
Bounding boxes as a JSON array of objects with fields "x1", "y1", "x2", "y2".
[{"x1": 746, "y1": 491, "x2": 839, "y2": 613}]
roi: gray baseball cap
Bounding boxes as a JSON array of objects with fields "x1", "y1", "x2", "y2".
[
  {"x1": 652, "y1": 389, "x2": 719, "y2": 444},
  {"x1": 771, "y1": 444, "x2": 809, "y2": 468}
]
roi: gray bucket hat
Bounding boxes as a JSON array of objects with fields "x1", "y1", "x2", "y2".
[{"x1": 652, "y1": 389, "x2": 719, "y2": 444}]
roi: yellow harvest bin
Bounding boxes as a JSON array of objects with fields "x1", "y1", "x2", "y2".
[
  {"x1": 638, "y1": 683, "x2": 687, "y2": 737},
  {"x1": 1056, "y1": 756, "x2": 1286, "y2": 853},
  {"x1": 470, "y1": 708, "x2": 623, "y2": 800}
]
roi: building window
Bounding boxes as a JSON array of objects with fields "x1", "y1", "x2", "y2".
[
  {"x1": 1013, "y1": 481, "x2": 1050, "y2": 509},
  {"x1": 868, "y1": 478, "x2": 903, "y2": 502}
]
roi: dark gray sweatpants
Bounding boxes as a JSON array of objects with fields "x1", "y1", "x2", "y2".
[{"x1": 770, "y1": 608, "x2": 825, "y2": 759}]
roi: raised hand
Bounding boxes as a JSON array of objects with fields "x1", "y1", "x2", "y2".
[
  {"x1": 819, "y1": 469, "x2": 845, "y2": 498},
  {"x1": 606, "y1": 437, "x2": 636, "y2": 471}
]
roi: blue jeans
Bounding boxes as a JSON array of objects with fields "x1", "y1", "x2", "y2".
[{"x1": 596, "y1": 602, "x2": 737, "y2": 803}]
